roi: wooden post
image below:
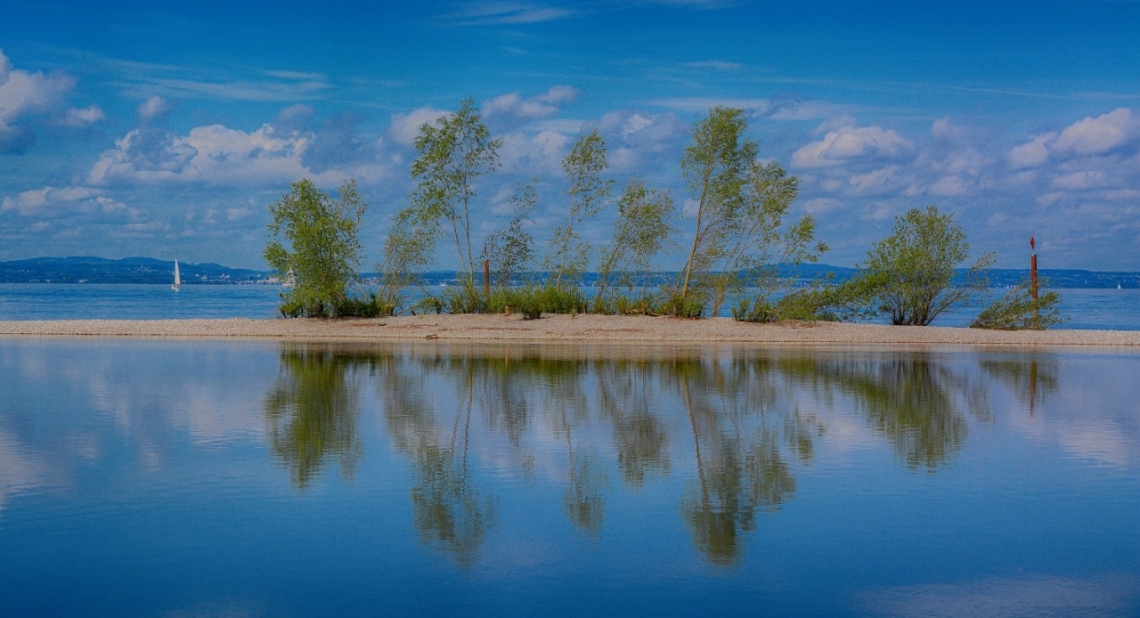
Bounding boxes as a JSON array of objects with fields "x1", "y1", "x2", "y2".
[
  {"x1": 1030, "y1": 236, "x2": 1038, "y2": 329},
  {"x1": 483, "y1": 259, "x2": 490, "y2": 305}
]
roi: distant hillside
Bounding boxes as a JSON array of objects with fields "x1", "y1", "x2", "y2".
[
  {"x1": 2, "y1": 257, "x2": 1137, "y2": 288},
  {"x1": 0, "y1": 257, "x2": 270, "y2": 284}
]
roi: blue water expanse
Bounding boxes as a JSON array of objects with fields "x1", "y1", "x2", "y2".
[
  {"x1": 0, "y1": 340, "x2": 1137, "y2": 616},
  {"x1": 1, "y1": 283, "x2": 1139, "y2": 329}
]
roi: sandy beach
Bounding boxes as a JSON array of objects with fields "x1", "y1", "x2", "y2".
[{"x1": 2, "y1": 314, "x2": 1139, "y2": 348}]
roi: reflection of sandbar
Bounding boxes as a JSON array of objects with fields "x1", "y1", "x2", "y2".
[{"x1": 2, "y1": 315, "x2": 1139, "y2": 347}]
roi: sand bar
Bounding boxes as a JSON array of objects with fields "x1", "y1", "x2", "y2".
[{"x1": 2, "y1": 315, "x2": 1139, "y2": 348}]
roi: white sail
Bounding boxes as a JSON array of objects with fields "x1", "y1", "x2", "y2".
[{"x1": 172, "y1": 259, "x2": 182, "y2": 291}]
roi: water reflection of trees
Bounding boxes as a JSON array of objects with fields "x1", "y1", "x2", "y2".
[
  {"x1": 675, "y1": 356, "x2": 803, "y2": 565},
  {"x1": 265, "y1": 343, "x2": 1014, "y2": 565},
  {"x1": 784, "y1": 353, "x2": 993, "y2": 471},
  {"x1": 263, "y1": 345, "x2": 365, "y2": 488},
  {"x1": 979, "y1": 353, "x2": 1059, "y2": 415}
]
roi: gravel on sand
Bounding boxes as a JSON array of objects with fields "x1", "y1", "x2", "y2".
[{"x1": 2, "y1": 315, "x2": 1138, "y2": 348}]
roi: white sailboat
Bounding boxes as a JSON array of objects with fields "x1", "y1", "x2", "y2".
[{"x1": 172, "y1": 259, "x2": 182, "y2": 291}]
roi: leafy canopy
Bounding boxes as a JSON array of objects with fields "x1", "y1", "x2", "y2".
[
  {"x1": 859, "y1": 205, "x2": 992, "y2": 326},
  {"x1": 264, "y1": 179, "x2": 368, "y2": 318}
]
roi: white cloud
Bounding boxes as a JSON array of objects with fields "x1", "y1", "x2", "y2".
[
  {"x1": 928, "y1": 175, "x2": 970, "y2": 197},
  {"x1": 1009, "y1": 132, "x2": 1057, "y2": 169},
  {"x1": 802, "y1": 198, "x2": 843, "y2": 215},
  {"x1": 681, "y1": 60, "x2": 742, "y2": 71},
  {"x1": 535, "y1": 85, "x2": 579, "y2": 106},
  {"x1": 1052, "y1": 107, "x2": 1139, "y2": 156},
  {"x1": 387, "y1": 106, "x2": 449, "y2": 146},
  {"x1": 1052, "y1": 170, "x2": 1107, "y2": 190},
  {"x1": 439, "y1": 3, "x2": 577, "y2": 26},
  {"x1": 484, "y1": 86, "x2": 581, "y2": 127},
  {"x1": 0, "y1": 48, "x2": 101, "y2": 150},
  {"x1": 62, "y1": 105, "x2": 106, "y2": 127},
  {"x1": 792, "y1": 125, "x2": 914, "y2": 169},
  {"x1": 595, "y1": 109, "x2": 687, "y2": 172},
  {"x1": 497, "y1": 129, "x2": 571, "y2": 175},
  {"x1": 1, "y1": 185, "x2": 135, "y2": 219},
  {"x1": 87, "y1": 123, "x2": 344, "y2": 187},
  {"x1": 847, "y1": 165, "x2": 904, "y2": 196},
  {"x1": 138, "y1": 96, "x2": 169, "y2": 120},
  {"x1": 1009, "y1": 108, "x2": 1140, "y2": 169}
]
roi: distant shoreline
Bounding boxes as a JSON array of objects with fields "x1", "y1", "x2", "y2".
[{"x1": 2, "y1": 315, "x2": 1139, "y2": 348}]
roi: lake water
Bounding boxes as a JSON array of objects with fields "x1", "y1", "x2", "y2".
[
  {"x1": 1, "y1": 283, "x2": 1139, "y2": 330},
  {"x1": 1, "y1": 340, "x2": 1137, "y2": 616}
]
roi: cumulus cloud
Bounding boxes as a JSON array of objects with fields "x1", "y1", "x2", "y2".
[
  {"x1": 483, "y1": 85, "x2": 581, "y2": 127},
  {"x1": 1009, "y1": 108, "x2": 1140, "y2": 169},
  {"x1": 137, "y1": 96, "x2": 169, "y2": 120},
  {"x1": 594, "y1": 109, "x2": 687, "y2": 172},
  {"x1": 1, "y1": 185, "x2": 137, "y2": 219},
  {"x1": 88, "y1": 123, "x2": 324, "y2": 186},
  {"x1": 387, "y1": 106, "x2": 449, "y2": 146},
  {"x1": 1009, "y1": 133, "x2": 1056, "y2": 169},
  {"x1": 792, "y1": 124, "x2": 914, "y2": 169},
  {"x1": 1053, "y1": 107, "x2": 1139, "y2": 156},
  {"x1": 0, "y1": 48, "x2": 102, "y2": 151},
  {"x1": 85, "y1": 112, "x2": 399, "y2": 189},
  {"x1": 62, "y1": 105, "x2": 106, "y2": 127},
  {"x1": 497, "y1": 129, "x2": 571, "y2": 175}
]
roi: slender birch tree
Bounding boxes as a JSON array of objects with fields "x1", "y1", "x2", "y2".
[
  {"x1": 407, "y1": 98, "x2": 501, "y2": 309},
  {"x1": 546, "y1": 129, "x2": 613, "y2": 289},
  {"x1": 673, "y1": 107, "x2": 756, "y2": 316}
]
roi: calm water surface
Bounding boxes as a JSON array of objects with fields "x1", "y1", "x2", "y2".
[{"x1": 1, "y1": 340, "x2": 1137, "y2": 616}]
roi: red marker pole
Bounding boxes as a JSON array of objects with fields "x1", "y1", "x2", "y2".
[
  {"x1": 1030, "y1": 236, "x2": 1039, "y2": 329},
  {"x1": 1030, "y1": 236, "x2": 1038, "y2": 301}
]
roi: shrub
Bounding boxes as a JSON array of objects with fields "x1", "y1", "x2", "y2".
[{"x1": 971, "y1": 281, "x2": 1064, "y2": 330}]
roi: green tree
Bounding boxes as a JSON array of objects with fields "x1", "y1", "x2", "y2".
[
  {"x1": 673, "y1": 107, "x2": 757, "y2": 316},
  {"x1": 376, "y1": 205, "x2": 440, "y2": 315},
  {"x1": 483, "y1": 180, "x2": 537, "y2": 288},
  {"x1": 726, "y1": 160, "x2": 828, "y2": 320},
  {"x1": 406, "y1": 98, "x2": 501, "y2": 310},
  {"x1": 593, "y1": 178, "x2": 675, "y2": 313},
  {"x1": 264, "y1": 178, "x2": 368, "y2": 318},
  {"x1": 545, "y1": 129, "x2": 613, "y2": 289},
  {"x1": 856, "y1": 205, "x2": 992, "y2": 326}
]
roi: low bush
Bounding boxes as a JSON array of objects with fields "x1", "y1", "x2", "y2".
[{"x1": 971, "y1": 281, "x2": 1063, "y2": 330}]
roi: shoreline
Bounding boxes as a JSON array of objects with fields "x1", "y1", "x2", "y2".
[{"x1": 2, "y1": 315, "x2": 1139, "y2": 348}]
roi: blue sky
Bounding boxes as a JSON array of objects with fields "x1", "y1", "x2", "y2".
[{"x1": 1, "y1": 0, "x2": 1139, "y2": 270}]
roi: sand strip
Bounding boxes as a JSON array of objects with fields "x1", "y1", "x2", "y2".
[{"x1": 2, "y1": 315, "x2": 1139, "y2": 348}]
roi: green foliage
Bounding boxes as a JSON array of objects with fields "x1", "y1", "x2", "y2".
[
  {"x1": 676, "y1": 107, "x2": 757, "y2": 314},
  {"x1": 546, "y1": 129, "x2": 613, "y2": 289},
  {"x1": 660, "y1": 286, "x2": 706, "y2": 318},
  {"x1": 483, "y1": 181, "x2": 537, "y2": 288},
  {"x1": 264, "y1": 178, "x2": 368, "y2": 318},
  {"x1": 377, "y1": 206, "x2": 439, "y2": 315},
  {"x1": 971, "y1": 280, "x2": 1064, "y2": 330},
  {"x1": 854, "y1": 205, "x2": 993, "y2": 326},
  {"x1": 594, "y1": 178, "x2": 675, "y2": 310},
  {"x1": 723, "y1": 160, "x2": 828, "y2": 318},
  {"x1": 673, "y1": 108, "x2": 824, "y2": 318},
  {"x1": 405, "y1": 98, "x2": 501, "y2": 309},
  {"x1": 731, "y1": 288, "x2": 840, "y2": 323},
  {"x1": 483, "y1": 284, "x2": 588, "y2": 320}
]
